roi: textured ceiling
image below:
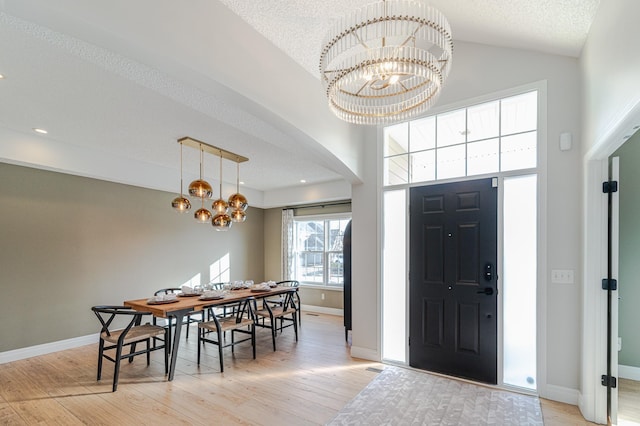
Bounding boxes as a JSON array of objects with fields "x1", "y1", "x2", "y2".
[
  {"x1": 0, "y1": 0, "x2": 601, "y2": 207},
  {"x1": 219, "y1": 0, "x2": 601, "y2": 77}
]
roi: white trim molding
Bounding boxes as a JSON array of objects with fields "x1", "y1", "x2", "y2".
[
  {"x1": 351, "y1": 345, "x2": 381, "y2": 362},
  {"x1": 0, "y1": 333, "x2": 98, "y2": 364},
  {"x1": 301, "y1": 304, "x2": 343, "y2": 316},
  {"x1": 543, "y1": 385, "x2": 580, "y2": 405},
  {"x1": 618, "y1": 364, "x2": 640, "y2": 381}
]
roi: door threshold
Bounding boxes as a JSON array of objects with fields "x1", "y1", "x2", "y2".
[{"x1": 381, "y1": 360, "x2": 539, "y2": 397}]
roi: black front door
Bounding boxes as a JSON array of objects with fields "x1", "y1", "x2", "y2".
[{"x1": 409, "y1": 178, "x2": 498, "y2": 384}]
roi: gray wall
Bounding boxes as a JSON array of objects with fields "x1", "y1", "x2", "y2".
[
  {"x1": 0, "y1": 163, "x2": 264, "y2": 352},
  {"x1": 263, "y1": 203, "x2": 350, "y2": 310},
  {"x1": 613, "y1": 133, "x2": 640, "y2": 368}
]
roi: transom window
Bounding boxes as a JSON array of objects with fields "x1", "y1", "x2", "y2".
[
  {"x1": 292, "y1": 216, "x2": 350, "y2": 287},
  {"x1": 383, "y1": 90, "x2": 537, "y2": 185}
]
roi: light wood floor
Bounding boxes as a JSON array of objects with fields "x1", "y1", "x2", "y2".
[
  {"x1": 619, "y1": 378, "x2": 640, "y2": 425},
  {"x1": 0, "y1": 313, "x2": 598, "y2": 425}
]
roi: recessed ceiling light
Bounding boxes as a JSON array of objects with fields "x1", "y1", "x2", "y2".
[
  {"x1": 33, "y1": 128, "x2": 48, "y2": 134},
  {"x1": 239, "y1": 181, "x2": 245, "y2": 185},
  {"x1": 300, "y1": 179, "x2": 307, "y2": 183},
  {"x1": 0, "y1": 74, "x2": 5, "y2": 79}
]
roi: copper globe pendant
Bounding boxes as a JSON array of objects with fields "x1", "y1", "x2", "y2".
[
  {"x1": 171, "y1": 196, "x2": 191, "y2": 212},
  {"x1": 189, "y1": 179, "x2": 213, "y2": 199},
  {"x1": 228, "y1": 193, "x2": 248, "y2": 212},
  {"x1": 188, "y1": 146, "x2": 213, "y2": 199},
  {"x1": 212, "y1": 153, "x2": 232, "y2": 231},
  {"x1": 171, "y1": 141, "x2": 192, "y2": 213},
  {"x1": 212, "y1": 154, "x2": 230, "y2": 215},
  {"x1": 212, "y1": 198, "x2": 229, "y2": 214},
  {"x1": 231, "y1": 208, "x2": 246, "y2": 223},
  {"x1": 194, "y1": 197, "x2": 212, "y2": 223},
  {"x1": 229, "y1": 160, "x2": 248, "y2": 223},
  {"x1": 212, "y1": 212, "x2": 233, "y2": 231}
]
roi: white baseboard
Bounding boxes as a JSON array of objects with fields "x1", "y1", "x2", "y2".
[
  {"x1": 301, "y1": 304, "x2": 343, "y2": 316},
  {"x1": 619, "y1": 364, "x2": 640, "y2": 380},
  {"x1": 1, "y1": 307, "x2": 342, "y2": 365},
  {"x1": 542, "y1": 384, "x2": 580, "y2": 405},
  {"x1": 0, "y1": 333, "x2": 98, "y2": 364},
  {"x1": 351, "y1": 345, "x2": 381, "y2": 362}
]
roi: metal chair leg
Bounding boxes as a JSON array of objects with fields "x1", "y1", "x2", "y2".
[
  {"x1": 113, "y1": 346, "x2": 123, "y2": 392},
  {"x1": 217, "y1": 329, "x2": 224, "y2": 373},
  {"x1": 97, "y1": 340, "x2": 104, "y2": 380}
]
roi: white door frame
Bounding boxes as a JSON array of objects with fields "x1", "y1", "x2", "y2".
[{"x1": 580, "y1": 103, "x2": 640, "y2": 424}]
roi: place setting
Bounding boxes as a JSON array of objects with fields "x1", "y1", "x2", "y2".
[
  {"x1": 178, "y1": 284, "x2": 202, "y2": 297},
  {"x1": 250, "y1": 281, "x2": 277, "y2": 293},
  {"x1": 146, "y1": 293, "x2": 179, "y2": 305},
  {"x1": 199, "y1": 289, "x2": 226, "y2": 301}
]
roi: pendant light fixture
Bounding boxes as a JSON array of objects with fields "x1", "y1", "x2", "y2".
[
  {"x1": 194, "y1": 198, "x2": 213, "y2": 223},
  {"x1": 212, "y1": 152, "x2": 232, "y2": 231},
  {"x1": 212, "y1": 154, "x2": 230, "y2": 215},
  {"x1": 228, "y1": 159, "x2": 248, "y2": 223},
  {"x1": 193, "y1": 146, "x2": 212, "y2": 223},
  {"x1": 172, "y1": 137, "x2": 248, "y2": 231},
  {"x1": 188, "y1": 145, "x2": 213, "y2": 199},
  {"x1": 171, "y1": 141, "x2": 191, "y2": 213}
]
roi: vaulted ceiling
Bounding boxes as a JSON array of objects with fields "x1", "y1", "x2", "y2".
[{"x1": 0, "y1": 0, "x2": 600, "y2": 207}]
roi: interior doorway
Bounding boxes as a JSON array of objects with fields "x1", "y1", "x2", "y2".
[
  {"x1": 610, "y1": 136, "x2": 640, "y2": 425},
  {"x1": 581, "y1": 107, "x2": 640, "y2": 424}
]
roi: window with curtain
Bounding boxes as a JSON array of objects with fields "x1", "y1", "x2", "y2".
[{"x1": 289, "y1": 214, "x2": 351, "y2": 287}]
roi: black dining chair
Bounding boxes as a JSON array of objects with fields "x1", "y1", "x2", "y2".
[
  {"x1": 91, "y1": 305, "x2": 168, "y2": 392},
  {"x1": 267, "y1": 280, "x2": 301, "y2": 327},
  {"x1": 204, "y1": 282, "x2": 236, "y2": 321},
  {"x1": 197, "y1": 297, "x2": 257, "y2": 372},
  {"x1": 255, "y1": 288, "x2": 298, "y2": 351},
  {"x1": 152, "y1": 287, "x2": 202, "y2": 348}
]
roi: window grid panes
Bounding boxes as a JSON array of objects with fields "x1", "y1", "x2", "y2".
[
  {"x1": 383, "y1": 91, "x2": 537, "y2": 186},
  {"x1": 292, "y1": 216, "x2": 350, "y2": 287}
]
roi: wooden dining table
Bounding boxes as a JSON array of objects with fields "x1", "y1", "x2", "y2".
[{"x1": 124, "y1": 286, "x2": 294, "y2": 381}]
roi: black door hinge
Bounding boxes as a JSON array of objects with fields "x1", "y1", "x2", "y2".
[
  {"x1": 603, "y1": 181, "x2": 618, "y2": 193},
  {"x1": 601, "y1": 375, "x2": 617, "y2": 388},
  {"x1": 408, "y1": 336, "x2": 411, "y2": 346},
  {"x1": 602, "y1": 278, "x2": 618, "y2": 291}
]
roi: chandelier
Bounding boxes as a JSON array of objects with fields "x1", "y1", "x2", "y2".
[
  {"x1": 171, "y1": 137, "x2": 248, "y2": 231},
  {"x1": 319, "y1": 0, "x2": 453, "y2": 125}
]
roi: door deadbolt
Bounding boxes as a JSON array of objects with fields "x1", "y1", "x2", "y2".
[{"x1": 484, "y1": 263, "x2": 493, "y2": 282}]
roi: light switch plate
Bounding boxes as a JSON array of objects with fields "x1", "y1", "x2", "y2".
[{"x1": 551, "y1": 269, "x2": 574, "y2": 284}]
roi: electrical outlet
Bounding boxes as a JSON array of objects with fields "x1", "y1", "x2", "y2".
[
  {"x1": 551, "y1": 269, "x2": 574, "y2": 284},
  {"x1": 321, "y1": 293, "x2": 325, "y2": 300},
  {"x1": 618, "y1": 337, "x2": 622, "y2": 351}
]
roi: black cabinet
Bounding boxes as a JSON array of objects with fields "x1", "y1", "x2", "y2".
[{"x1": 343, "y1": 220, "x2": 352, "y2": 341}]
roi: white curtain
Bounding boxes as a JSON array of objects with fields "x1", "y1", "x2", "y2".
[{"x1": 281, "y1": 209, "x2": 295, "y2": 280}]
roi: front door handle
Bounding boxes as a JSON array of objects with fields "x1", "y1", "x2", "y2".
[{"x1": 477, "y1": 287, "x2": 494, "y2": 296}]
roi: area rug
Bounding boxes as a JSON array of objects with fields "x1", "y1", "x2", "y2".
[{"x1": 327, "y1": 366, "x2": 543, "y2": 425}]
